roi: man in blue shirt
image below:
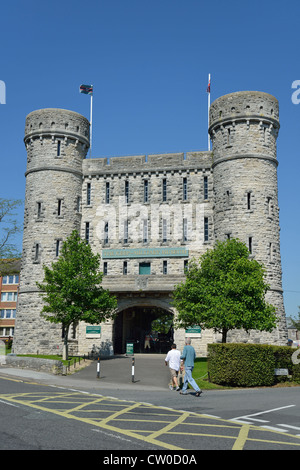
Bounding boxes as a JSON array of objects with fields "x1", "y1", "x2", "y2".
[{"x1": 180, "y1": 338, "x2": 202, "y2": 396}]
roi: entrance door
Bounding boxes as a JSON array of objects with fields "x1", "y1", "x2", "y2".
[{"x1": 113, "y1": 307, "x2": 173, "y2": 354}]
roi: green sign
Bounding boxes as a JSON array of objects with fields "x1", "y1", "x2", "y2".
[
  {"x1": 86, "y1": 326, "x2": 101, "y2": 336},
  {"x1": 126, "y1": 342, "x2": 134, "y2": 355},
  {"x1": 102, "y1": 247, "x2": 189, "y2": 259},
  {"x1": 185, "y1": 325, "x2": 201, "y2": 334}
]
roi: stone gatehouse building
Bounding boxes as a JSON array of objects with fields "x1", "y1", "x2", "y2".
[{"x1": 13, "y1": 91, "x2": 288, "y2": 357}]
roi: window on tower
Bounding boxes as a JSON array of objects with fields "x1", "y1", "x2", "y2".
[
  {"x1": 86, "y1": 183, "x2": 91, "y2": 205},
  {"x1": 203, "y1": 176, "x2": 208, "y2": 200},
  {"x1": 204, "y1": 217, "x2": 209, "y2": 242},
  {"x1": 183, "y1": 177, "x2": 187, "y2": 201},
  {"x1": 144, "y1": 180, "x2": 149, "y2": 203},
  {"x1": 106, "y1": 182, "x2": 110, "y2": 204},
  {"x1": 125, "y1": 180, "x2": 129, "y2": 203},
  {"x1": 247, "y1": 192, "x2": 251, "y2": 210}
]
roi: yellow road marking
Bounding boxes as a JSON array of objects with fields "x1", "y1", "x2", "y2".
[
  {"x1": 149, "y1": 411, "x2": 189, "y2": 440},
  {"x1": 0, "y1": 376, "x2": 300, "y2": 451},
  {"x1": 232, "y1": 424, "x2": 250, "y2": 450}
]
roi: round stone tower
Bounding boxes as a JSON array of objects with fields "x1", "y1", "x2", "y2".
[
  {"x1": 13, "y1": 109, "x2": 90, "y2": 354},
  {"x1": 209, "y1": 91, "x2": 287, "y2": 345}
]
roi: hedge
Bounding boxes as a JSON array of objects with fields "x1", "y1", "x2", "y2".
[{"x1": 207, "y1": 343, "x2": 300, "y2": 387}]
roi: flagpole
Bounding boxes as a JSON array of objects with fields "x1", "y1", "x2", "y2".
[
  {"x1": 208, "y1": 73, "x2": 211, "y2": 151},
  {"x1": 90, "y1": 87, "x2": 93, "y2": 158}
]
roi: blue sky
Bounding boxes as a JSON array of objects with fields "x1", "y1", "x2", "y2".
[{"x1": 1, "y1": 0, "x2": 299, "y2": 319}]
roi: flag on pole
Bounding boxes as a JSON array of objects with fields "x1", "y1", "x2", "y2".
[
  {"x1": 80, "y1": 84, "x2": 93, "y2": 95},
  {"x1": 206, "y1": 76, "x2": 211, "y2": 93},
  {"x1": 79, "y1": 84, "x2": 93, "y2": 157}
]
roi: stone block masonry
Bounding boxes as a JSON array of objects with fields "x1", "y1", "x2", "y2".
[{"x1": 13, "y1": 92, "x2": 288, "y2": 357}]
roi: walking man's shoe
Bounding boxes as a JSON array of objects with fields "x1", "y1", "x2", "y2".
[{"x1": 195, "y1": 391, "x2": 202, "y2": 397}]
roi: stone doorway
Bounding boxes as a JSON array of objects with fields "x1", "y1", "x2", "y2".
[{"x1": 113, "y1": 306, "x2": 174, "y2": 354}]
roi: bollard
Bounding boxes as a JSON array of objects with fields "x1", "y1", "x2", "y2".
[
  {"x1": 132, "y1": 357, "x2": 135, "y2": 382},
  {"x1": 97, "y1": 356, "x2": 100, "y2": 379}
]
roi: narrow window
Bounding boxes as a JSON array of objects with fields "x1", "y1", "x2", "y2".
[
  {"x1": 125, "y1": 180, "x2": 129, "y2": 203},
  {"x1": 248, "y1": 237, "x2": 252, "y2": 254},
  {"x1": 86, "y1": 182, "x2": 91, "y2": 205},
  {"x1": 267, "y1": 197, "x2": 272, "y2": 216},
  {"x1": 55, "y1": 240, "x2": 60, "y2": 257},
  {"x1": 263, "y1": 126, "x2": 268, "y2": 143},
  {"x1": 162, "y1": 218, "x2": 167, "y2": 242},
  {"x1": 183, "y1": 177, "x2": 187, "y2": 201},
  {"x1": 162, "y1": 178, "x2": 167, "y2": 202},
  {"x1": 183, "y1": 218, "x2": 188, "y2": 242},
  {"x1": 247, "y1": 192, "x2": 251, "y2": 210},
  {"x1": 144, "y1": 180, "x2": 148, "y2": 203},
  {"x1": 184, "y1": 259, "x2": 189, "y2": 272},
  {"x1": 203, "y1": 176, "x2": 208, "y2": 200},
  {"x1": 57, "y1": 140, "x2": 61, "y2": 156},
  {"x1": 76, "y1": 196, "x2": 81, "y2": 212},
  {"x1": 123, "y1": 261, "x2": 128, "y2": 275},
  {"x1": 57, "y1": 199, "x2": 62, "y2": 216},
  {"x1": 204, "y1": 217, "x2": 209, "y2": 242},
  {"x1": 227, "y1": 128, "x2": 231, "y2": 145},
  {"x1": 143, "y1": 219, "x2": 148, "y2": 243},
  {"x1": 106, "y1": 182, "x2": 110, "y2": 204},
  {"x1": 34, "y1": 243, "x2": 39, "y2": 261},
  {"x1": 269, "y1": 242, "x2": 273, "y2": 261},
  {"x1": 37, "y1": 202, "x2": 42, "y2": 218},
  {"x1": 123, "y1": 219, "x2": 129, "y2": 244},
  {"x1": 163, "y1": 260, "x2": 168, "y2": 275},
  {"x1": 103, "y1": 262, "x2": 108, "y2": 276},
  {"x1": 226, "y1": 190, "x2": 230, "y2": 206},
  {"x1": 85, "y1": 222, "x2": 90, "y2": 243},
  {"x1": 104, "y1": 222, "x2": 109, "y2": 244}
]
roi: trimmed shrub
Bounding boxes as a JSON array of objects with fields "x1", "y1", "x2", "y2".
[
  {"x1": 207, "y1": 343, "x2": 275, "y2": 387},
  {"x1": 208, "y1": 343, "x2": 300, "y2": 387}
]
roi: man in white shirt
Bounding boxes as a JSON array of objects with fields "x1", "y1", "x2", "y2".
[{"x1": 165, "y1": 343, "x2": 181, "y2": 391}]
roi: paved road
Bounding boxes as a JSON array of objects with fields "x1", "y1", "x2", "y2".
[{"x1": 0, "y1": 354, "x2": 300, "y2": 452}]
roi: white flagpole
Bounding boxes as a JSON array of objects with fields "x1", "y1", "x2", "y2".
[
  {"x1": 90, "y1": 87, "x2": 93, "y2": 158},
  {"x1": 208, "y1": 73, "x2": 211, "y2": 151}
]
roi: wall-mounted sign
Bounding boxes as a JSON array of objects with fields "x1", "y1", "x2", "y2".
[
  {"x1": 86, "y1": 326, "x2": 101, "y2": 338},
  {"x1": 102, "y1": 247, "x2": 189, "y2": 259},
  {"x1": 185, "y1": 326, "x2": 201, "y2": 334}
]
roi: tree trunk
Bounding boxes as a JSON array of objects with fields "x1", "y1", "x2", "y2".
[
  {"x1": 62, "y1": 325, "x2": 69, "y2": 360},
  {"x1": 221, "y1": 328, "x2": 228, "y2": 343}
]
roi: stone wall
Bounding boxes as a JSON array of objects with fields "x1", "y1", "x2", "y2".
[
  {"x1": 13, "y1": 92, "x2": 288, "y2": 358},
  {"x1": 5, "y1": 355, "x2": 63, "y2": 375},
  {"x1": 13, "y1": 109, "x2": 90, "y2": 355},
  {"x1": 209, "y1": 91, "x2": 287, "y2": 344}
]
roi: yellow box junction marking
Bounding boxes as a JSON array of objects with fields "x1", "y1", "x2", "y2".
[{"x1": 0, "y1": 383, "x2": 300, "y2": 450}]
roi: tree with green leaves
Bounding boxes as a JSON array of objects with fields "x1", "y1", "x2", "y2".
[
  {"x1": 290, "y1": 309, "x2": 300, "y2": 341},
  {"x1": 0, "y1": 198, "x2": 22, "y2": 270},
  {"x1": 151, "y1": 311, "x2": 173, "y2": 335},
  {"x1": 172, "y1": 239, "x2": 277, "y2": 343},
  {"x1": 36, "y1": 230, "x2": 117, "y2": 359}
]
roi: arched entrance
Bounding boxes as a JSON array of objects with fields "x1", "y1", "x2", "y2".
[{"x1": 113, "y1": 306, "x2": 174, "y2": 354}]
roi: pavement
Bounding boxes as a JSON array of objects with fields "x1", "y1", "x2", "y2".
[{"x1": 0, "y1": 354, "x2": 173, "y2": 393}]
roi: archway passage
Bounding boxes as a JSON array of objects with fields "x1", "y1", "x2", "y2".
[{"x1": 113, "y1": 307, "x2": 174, "y2": 354}]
